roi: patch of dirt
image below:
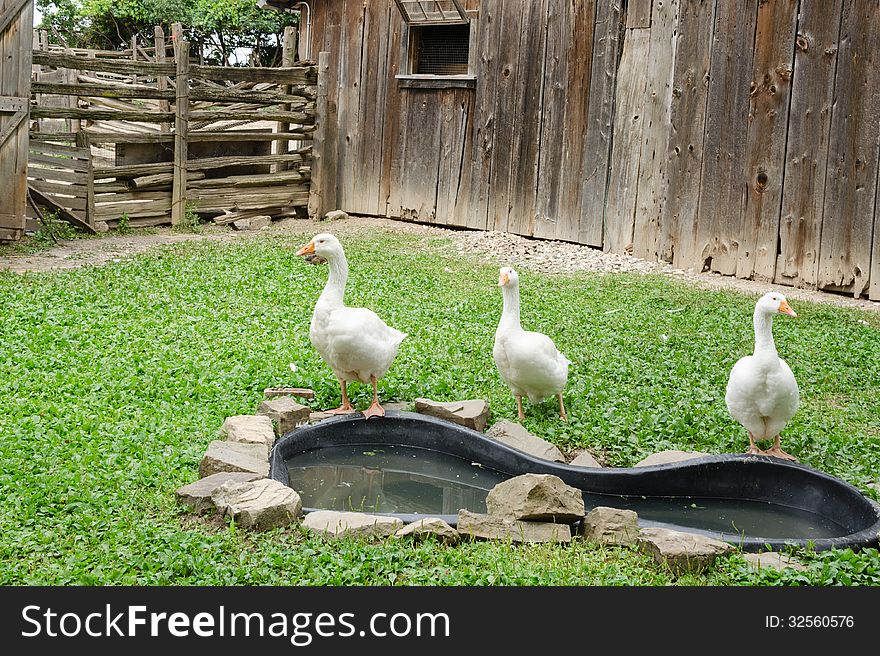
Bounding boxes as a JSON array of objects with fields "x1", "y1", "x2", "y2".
[{"x1": 3, "y1": 215, "x2": 878, "y2": 314}]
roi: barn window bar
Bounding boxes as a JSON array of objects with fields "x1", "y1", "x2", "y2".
[{"x1": 393, "y1": 0, "x2": 470, "y2": 26}]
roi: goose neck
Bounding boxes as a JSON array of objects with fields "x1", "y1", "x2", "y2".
[
  {"x1": 753, "y1": 309, "x2": 777, "y2": 356},
  {"x1": 319, "y1": 252, "x2": 348, "y2": 306},
  {"x1": 500, "y1": 284, "x2": 522, "y2": 329}
]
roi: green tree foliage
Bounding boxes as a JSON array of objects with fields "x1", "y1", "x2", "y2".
[{"x1": 36, "y1": 0, "x2": 298, "y2": 65}]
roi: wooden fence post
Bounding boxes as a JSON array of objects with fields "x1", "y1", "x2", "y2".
[
  {"x1": 76, "y1": 131, "x2": 95, "y2": 229},
  {"x1": 155, "y1": 25, "x2": 170, "y2": 133},
  {"x1": 309, "y1": 51, "x2": 335, "y2": 221},
  {"x1": 275, "y1": 25, "x2": 298, "y2": 172},
  {"x1": 171, "y1": 39, "x2": 190, "y2": 227}
]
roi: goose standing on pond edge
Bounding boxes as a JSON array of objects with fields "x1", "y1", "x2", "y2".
[
  {"x1": 493, "y1": 266, "x2": 570, "y2": 421},
  {"x1": 725, "y1": 291, "x2": 800, "y2": 461},
  {"x1": 296, "y1": 233, "x2": 406, "y2": 419}
]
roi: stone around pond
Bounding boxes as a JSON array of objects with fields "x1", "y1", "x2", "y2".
[
  {"x1": 258, "y1": 396, "x2": 311, "y2": 435},
  {"x1": 302, "y1": 511, "x2": 404, "y2": 540},
  {"x1": 485, "y1": 420, "x2": 565, "y2": 463},
  {"x1": 485, "y1": 473, "x2": 584, "y2": 523},
  {"x1": 634, "y1": 450, "x2": 709, "y2": 467},
  {"x1": 569, "y1": 449, "x2": 602, "y2": 468},
  {"x1": 220, "y1": 415, "x2": 276, "y2": 448},
  {"x1": 175, "y1": 472, "x2": 264, "y2": 514},
  {"x1": 414, "y1": 398, "x2": 489, "y2": 432},
  {"x1": 579, "y1": 506, "x2": 639, "y2": 546},
  {"x1": 457, "y1": 510, "x2": 572, "y2": 544},
  {"x1": 395, "y1": 518, "x2": 459, "y2": 544},
  {"x1": 638, "y1": 527, "x2": 734, "y2": 574},
  {"x1": 199, "y1": 440, "x2": 270, "y2": 478},
  {"x1": 743, "y1": 552, "x2": 808, "y2": 572},
  {"x1": 211, "y1": 479, "x2": 302, "y2": 530}
]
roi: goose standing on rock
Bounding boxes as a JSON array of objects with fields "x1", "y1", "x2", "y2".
[
  {"x1": 296, "y1": 233, "x2": 406, "y2": 419},
  {"x1": 725, "y1": 292, "x2": 799, "y2": 461},
  {"x1": 493, "y1": 267, "x2": 570, "y2": 421}
]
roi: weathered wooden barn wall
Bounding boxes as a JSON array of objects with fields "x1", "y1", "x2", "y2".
[{"x1": 305, "y1": 0, "x2": 880, "y2": 300}]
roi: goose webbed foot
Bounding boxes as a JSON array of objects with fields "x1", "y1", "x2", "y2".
[
  {"x1": 762, "y1": 436, "x2": 798, "y2": 462},
  {"x1": 362, "y1": 400, "x2": 385, "y2": 420}
]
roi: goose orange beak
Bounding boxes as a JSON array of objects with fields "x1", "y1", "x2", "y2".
[
  {"x1": 778, "y1": 300, "x2": 797, "y2": 317},
  {"x1": 498, "y1": 272, "x2": 509, "y2": 286},
  {"x1": 296, "y1": 241, "x2": 315, "y2": 257}
]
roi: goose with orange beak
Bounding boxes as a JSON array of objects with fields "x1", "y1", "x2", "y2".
[
  {"x1": 725, "y1": 292, "x2": 800, "y2": 460},
  {"x1": 295, "y1": 233, "x2": 406, "y2": 419},
  {"x1": 493, "y1": 266, "x2": 570, "y2": 421}
]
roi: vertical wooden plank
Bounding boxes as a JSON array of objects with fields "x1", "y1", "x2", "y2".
[
  {"x1": 459, "y1": 0, "x2": 501, "y2": 231},
  {"x1": 506, "y1": 0, "x2": 549, "y2": 237},
  {"x1": 77, "y1": 132, "x2": 95, "y2": 228},
  {"x1": 873, "y1": 165, "x2": 880, "y2": 299},
  {"x1": 736, "y1": 0, "x2": 799, "y2": 282},
  {"x1": 351, "y1": 0, "x2": 383, "y2": 216},
  {"x1": 552, "y1": 0, "x2": 595, "y2": 243},
  {"x1": 0, "y1": 0, "x2": 33, "y2": 240},
  {"x1": 380, "y1": 9, "x2": 405, "y2": 217},
  {"x1": 437, "y1": 88, "x2": 474, "y2": 225},
  {"x1": 274, "y1": 25, "x2": 298, "y2": 172},
  {"x1": 131, "y1": 35, "x2": 138, "y2": 85},
  {"x1": 661, "y1": 0, "x2": 715, "y2": 268},
  {"x1": 309, "y1": 52, "x2": 335, "y2": 220},
  {"x1": 337, "y1": 0, "x2": 366, "y2": 212},
  {"x1": 776, "y1": 0, "x2": 843, "y2": 290},
  {"x1": 171, "y1": 40, "x2": 190, "y2": 227},
  {"x1": 579, "y1": 0, "x2": 624, "y2": 247},
  {"x1": 632, "y1": 0, "x2": 679, "y2": 261},
  {"x1": 394, "y1": 89, "x2": 442, "y2": 221},
  {"x1": 627, "y1": 0, "x2": 654, "y2": 28},
  {"x1": 819, "y1": 0, "x2": 880, "y2": 298},
  {"x1": 155, "y1": 26, "x2": 170, "y2": 134},
  {"x1": 534, "y1": 0, "x2": 567, "y2": 240},
  {"x1": 693, "y1": 0, "x2": 758, "y2": 276},
  {"x1": 487, "y1": 0, "x2": 525, "y2": 232},
  {"x1": 603, "y1": 28, "x2": 649, "y2": 254}
]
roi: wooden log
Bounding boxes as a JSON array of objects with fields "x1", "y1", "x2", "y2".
[
  {"x1": 79, "y1": 132, "x2": 96, "y2": 229},
  {"x1": 188, "y1": 109, "x2": 315, "y2": 124},
  {"x1": 31, "y1": 106, "x2": 175, "y2": 123},
  {"x1": 188, "y1": 130, "x2": 314, "y2": 142},
  {"x1": 190, "y1": 64, "x2": 317, "y2": 85},
  {"x1": 32, "y1": 51, "x2": 175, "y2": 76},
  {"x1": 186, "y1": 170, "x2": 306, "y2": 189},
  {"x1": 130, "y1": 170, "x2": 205, "y2": 189},
  {"x1": 276, "y1": 25, "x2": 298, "y2": 173},
  {"x1": 776, "y1": 1, "x2": 842, "y2": 290},
  {"x1": 188, "y1": 150, "x2": 311, "y2": 172},
  {"x1": 26, "y1": 179, "x2": 86, "y2": 196},
  {"x1": 27, "y1": 166, "x2": 85, "y2": 183},
  {"x1": 171, "y1": 40, "x2": 190, "y2": 227},
  {"x1": 188, "y1": 186, "x2": 309, "y2": 213},
  {"x1": 32, "y1": 81, "x2": 176, "y2": 100},
  {"x1": 189, "y1": 88, "x2": 316, "y2": 104},
  {"x1": 27, "y1": 153, "x2": 90, "y2": 172},
  {"x1": 94, "y1": 162, "x2": 173, "y2": 178}
]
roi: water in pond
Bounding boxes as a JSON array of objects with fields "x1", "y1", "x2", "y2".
[
  {"x1": 284, "y1": 444, "x2": 849, "y2": 540},
  {"x1": 607, "y1": 496, "x2": 848, "y2": 540},
  {"x1": 286, "y1": 444, "x2": 508, "y2": 515}
]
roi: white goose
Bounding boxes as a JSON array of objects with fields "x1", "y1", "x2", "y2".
[
  {"x1": 296, "y1": 233, "x2": 406, "y2": 419},
  {"x1": 725, "y1": 292, "x2": 799, "y2": 460},
  {"x1": 493, "y1": 267, "x2": 570, "y2": 421}
]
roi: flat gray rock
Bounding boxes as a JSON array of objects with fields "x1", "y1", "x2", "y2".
[
  {"x1": 220, "y1": 414, "x2": 276, "y2": 448},
  {"x1": 638, "y1": 527, "x2": 734, "y2": 574},
  {"x1": 634, "y1": 450, "x2": 708, "y2": 467},
  {"x1": 258, "y1": 396, "x2": 311, "y2": 435},
  {"x1": 580, "y1": 506, "x2": 639, "y2": 545},
  {"x1": 199, "y1": 440, "x2": 269, "y2": 478},
  {"x1": 743, "y1": 552, "x2": 808, "y2": 572},
  {"x1": 485, "y1": 420, "x2": 565, "y2": 462},
  {"x1": 457, "y1": 510, "x2": 572, "y2": 543},
  {"x1": 303, "y1": 511, "x2": 404, "y2": 540},
  {"x1": 211, "y1": 479, "x2": 302, "y2": 530},
  {"x1": 569, "y1": 449, "x2": 602, "y2": 468},
  {"x1": 415, "y1": 398, "x2": 489, "y2": 432},
  {"x1": 395, "y1": 518, "x2": 459, "y2": 544},
  {"x1": 486, "y1": 474, "x2": 584, "y2": 522},
  {"x1": 323, "y1": 210, "x2": 350, "y2": 221},
  {"x1": 175, "y1": 472, "x2": 264, "y2": 514}
]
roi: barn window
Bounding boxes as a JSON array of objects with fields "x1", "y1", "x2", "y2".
[{"x1": 394, "y1": 1, "x2": 476, "y2": 88}]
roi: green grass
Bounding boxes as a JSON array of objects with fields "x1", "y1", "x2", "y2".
[{"x1": 0, "y1": 230, "x2": 878, "y2": 585}]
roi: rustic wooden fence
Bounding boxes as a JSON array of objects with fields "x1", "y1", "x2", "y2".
[
  {"x1": 310, "y1": 0, "x2": 880, "y2": 301},
  {"x1": 26, "y1": 25, "x2": 316, "y2": 231}
]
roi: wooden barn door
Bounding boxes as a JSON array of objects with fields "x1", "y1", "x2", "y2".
[{"x1": 0, "y1": 0, "x2": 33, "y2": 241}]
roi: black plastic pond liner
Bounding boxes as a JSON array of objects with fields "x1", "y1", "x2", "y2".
[{"x1": 270, "y1": 411, "x2": 880, "y2": 552}]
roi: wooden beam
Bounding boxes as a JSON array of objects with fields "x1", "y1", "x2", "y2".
[
  {"x1": 32, "y1": 51, "x2": 175, "y2": 76},
  {"x1": 155, "y1": 25, "x2": 170, "y2": 134},
  {"x1": 32, "y1": 81, "x2": 176, "y2": 100},
  {"x1": 309, "y1": 52, "x2": 332, "y2": 220},
  {"x1": 31, "y1": 107, "x2": 175, "y2": 122},
  {"x1": 27, "y1": 186, "x2": 96, "y2": 233},
  {"x1": 190, "y1": 64, "x2": 317, "y2": 85},
  {"x1": 171, "y1": 40, "x2": 190, "y2": 227}
]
